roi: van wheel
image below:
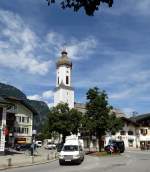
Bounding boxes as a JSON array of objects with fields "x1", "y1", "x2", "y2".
[{"x1": 76, "y1": 160, "x2": 81, "y2": 165}]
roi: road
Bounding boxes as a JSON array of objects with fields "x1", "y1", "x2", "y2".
[{"x1": 2, "y1": 150, "x2": 150, "y2": 172}]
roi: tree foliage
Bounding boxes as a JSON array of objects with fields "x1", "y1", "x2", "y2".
[
  {"x1": 44, "y1": 103, "x2": 82, "y2": 143},
  {"x1": 84, "y1": 87, "x2": 123, "y2": 151},
  {"x1": 46, "y1": 0, "x2": 113, "y2": 16}
]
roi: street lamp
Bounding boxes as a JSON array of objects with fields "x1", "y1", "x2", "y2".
[{"x1": 32, "y1": 129, "x2": 37, "y2": 142}]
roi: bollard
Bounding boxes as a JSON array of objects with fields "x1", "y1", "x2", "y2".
[
  {"x1": 31, "y1": 156, "x2": 34, "y2": 163},
  {"x1": 53, "y1": 151, "x2": 55, "y2": 159},
  {"x1": 7, "y1": 158, "x2": 12, "y2": 166},
  {"x1": 47, "y1": 153, "x2": 49, "y2": 160},
  {"x1": 55, "y1": 152, "x2": 57, "y2": 159}
]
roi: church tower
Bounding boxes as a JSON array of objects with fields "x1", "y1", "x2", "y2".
[{"x1": 54, "y1": 50, "x2": 74, "y2": 108}]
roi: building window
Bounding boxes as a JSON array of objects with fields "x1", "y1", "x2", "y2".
[
  {"x1": 27, "y1": 117, "x2": 29, "y2": 123},
  {"x1": 19, "y1": 116, "x2": 21, "y2": 122},
  {"x1": 120, "y1": 130, "x2": 126, "y2": 135},
  {"x1": 25, "y1": 128, "x2": 29, "y2": 134},
  {"x1": 66, "y1": 76, "x2": 69, "y2": 85},
  {"x1": 22, "y1": 117, "x2": 25, "y2": 123},
  {"x1": 128, "y1": 139, "x2": 134, "y2": 147},
  {"x1": 140, "y1": 129, "x2": 147, "y2": 136},
  {"x1": 16, "y1": 116, "x2": 30, "y2": 123},
  {"x1": 15, "y1": 127, "x2": 29, "y2": 134},
  {"x1": 128, "y1": 130, "x2": 134, "y2": 135},
  {"x1": 58, "y1": 77, "x2": 59, "y2": 85}
]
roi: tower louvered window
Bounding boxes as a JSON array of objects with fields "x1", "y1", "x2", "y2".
[{"x1": 66, "y1": 76, "x2": 69, "y2": 85}]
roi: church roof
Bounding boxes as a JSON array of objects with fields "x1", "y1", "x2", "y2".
[
  {"x1": 55, "y1": 81, "x2": 74, "y2": 91},
  {"x1": 56, "y1": 50, "x2": 72, "y2": 68},
  {"x1": 0, "y1": 96, "x2": 13, "y2": 106},
  {"x1": 130, "y1": 113, "x2": 150, "y2": 122}
]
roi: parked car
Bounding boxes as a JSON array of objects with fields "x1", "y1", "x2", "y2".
[
  {"x1": 105, "y1": 140, "x2": 125, "y2": 153},
  {"x1": 14, "y1": 143, "x2": 32, "y2": 151},
  {"x1": 44, "y1": 143, "x2": 56, "y2": 150},
  {"x1": 36, "y1": 140, "x2": 42, "y2": 147},
  {"x1": 104, "y1": 143, "x2": 119, "y2": 153}
]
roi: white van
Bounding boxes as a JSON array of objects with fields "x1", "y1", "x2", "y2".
[{"x1": 59, "y1": 138, "x2": 84, "y2": 165}]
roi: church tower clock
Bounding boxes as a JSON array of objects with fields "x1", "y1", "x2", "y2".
[{"x1": 54, "y1": 50, "x2": 74, "y2": 108}]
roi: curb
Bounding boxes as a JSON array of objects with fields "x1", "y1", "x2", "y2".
[{"x1": 0, "y1": 158, "x2": 58, "y2": 171}]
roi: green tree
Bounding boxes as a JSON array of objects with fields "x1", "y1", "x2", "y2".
[
  {"x1": 85, "y1": 87, "x2": 123, "y2": 151},
  {"x1": 46, "y1": 0, "x2": 113, "y2": 16},
  {"x1": 45, "y1": 103, "x2": 82, "y2": 143},
  {"x1": 107, "y1": 113, "x2": 123, "y2": 135}
]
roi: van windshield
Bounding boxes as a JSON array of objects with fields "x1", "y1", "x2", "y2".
[{"x1": 62, "y1": 145, "x2": 78, "y2": 151}]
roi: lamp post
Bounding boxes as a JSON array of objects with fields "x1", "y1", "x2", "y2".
[
  {"x1": 31, "y1": 130, "x2": 36, "y2": 156},
  {"x1": 32, "y1": 130, "x2": 36, "y2": 143}
]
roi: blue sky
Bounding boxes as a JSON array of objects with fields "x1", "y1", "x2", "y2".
[{"x1": 0, "y1": 0, "x2": 150, "y2": 116}]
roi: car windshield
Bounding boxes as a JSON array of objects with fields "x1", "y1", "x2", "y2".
[{"x1": 62, "y1": 145, "x2": 78, "y2": 151}]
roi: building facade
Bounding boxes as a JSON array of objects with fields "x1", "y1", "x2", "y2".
[
  {"x1": 0, "y1": 97, "x2": 12, "y2": 154},
  {"x1": 75, "y1": 102, "x2": 150, "y2": 150},
  {"x1": 0, "y1": 82, "x2": 50, "y2": 154}
]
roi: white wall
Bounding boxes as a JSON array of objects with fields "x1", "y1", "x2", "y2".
[
  {"x1": 105, "y1": 123, "x2": 138, "y2": 149},
  {"x1": 54, "y1": 88, "x2": 74, "y2": 108}
]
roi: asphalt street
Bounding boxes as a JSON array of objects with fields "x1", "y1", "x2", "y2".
[{"x1": 2, "y1": 150, "x2": 150, "y2": 172}]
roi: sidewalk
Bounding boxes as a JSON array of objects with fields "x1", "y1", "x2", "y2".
[{"x1": 0, "y1": 147, "x2": 58, "y2": 170}]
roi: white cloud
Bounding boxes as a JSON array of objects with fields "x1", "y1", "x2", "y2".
[
  {"x1": 45, "y1": 32, "x2": 97, "y2": 60},
  {"x1": 66, "y1": 37, "x2": 97, "y2": 60},
  {"x1": 0, "y1": 9, "x2": 51, "y2": 75},
  {"x1": 47, "y1": 102, "x2": 54, "y2": 108},
  {"x1": 27, "y1": 94, "x2": 41, "y2": 101},
  {"x1": 0, "y1": 9, "x2": 98, "y2": 76},
  {"x1": 27, "y1": 90, "x2": 54, "y2": 103},
  {"x1": 42, "y1": 90, "x2": 54, "y2": 99}
]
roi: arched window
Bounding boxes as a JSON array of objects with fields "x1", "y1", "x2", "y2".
[{"x1": 66, "y1": 76, "x2": 69, "y2": 85}]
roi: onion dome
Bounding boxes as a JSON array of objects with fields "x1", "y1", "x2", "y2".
[{"x1": 56, "y1": 50, "x2": 72, "y2": 68}]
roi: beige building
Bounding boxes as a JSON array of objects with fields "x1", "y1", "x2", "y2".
[
  {"x1": 134, "y1": 114, "x2": 150, "y2": 149},
  {"x1": 1, "y1": 97, "x2": 38, "y2": 146},
  {"x1": 0, "y1": 82, "x2": 50, "y2": 154},
  {"x1": 75, "y1": 102, "x2": 150, "y2": 150},
  {"x1": 7, "y1": 98, "x2": 38, "y2": 145},
  {"x1": 105, "y1": 117, "x2": 138, "y2": 149}
]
